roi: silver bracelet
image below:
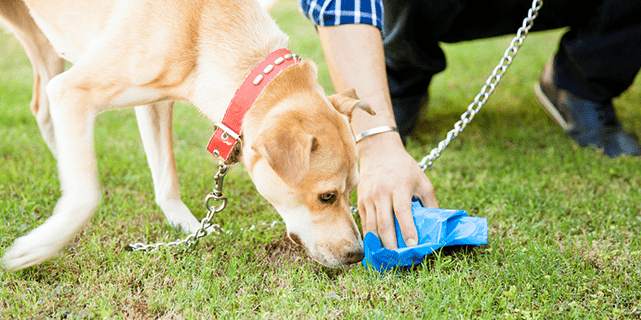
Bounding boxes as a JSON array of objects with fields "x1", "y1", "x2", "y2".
[{"x1": 355, "y1": 126, "x2": 399, "y2": 143}]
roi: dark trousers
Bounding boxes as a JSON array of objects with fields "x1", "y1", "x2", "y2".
[{"x1": 383, "y1": 0, "x2": 641, "y2": 136}]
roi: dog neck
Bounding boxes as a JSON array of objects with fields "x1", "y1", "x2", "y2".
[
  {"x1": 207, "y1": 49, "x2": 301, "y2": 163},
  {"x1": 183, "y1": 0, "x2": 290, "y2": 124}
]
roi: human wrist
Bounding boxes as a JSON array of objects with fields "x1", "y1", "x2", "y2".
[
  {"x1": 355, "y1": 126, "x2": 399, "y2": 143},
  {"x1": 355, "y1": 127, "x2": 404, "y2": 159}
]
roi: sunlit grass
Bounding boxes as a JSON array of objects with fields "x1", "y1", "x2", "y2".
[{"x1": 1, "y1": 1, "x2": 640, "y2": 318}]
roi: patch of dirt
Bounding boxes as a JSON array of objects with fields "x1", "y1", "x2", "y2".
[
  {"x1": 259, "y1": 232, "x2": 313, "y2": 267},
  {"x1": 557, "y1": 235, "x2": 637, "y2": 270},
  {"x1": 257, "y1": 232, "x2": 356, "y2": 279}
]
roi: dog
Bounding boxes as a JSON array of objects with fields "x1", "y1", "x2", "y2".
[{"x1": 0, "y1": 0, "x2": 372, "y2": 270}]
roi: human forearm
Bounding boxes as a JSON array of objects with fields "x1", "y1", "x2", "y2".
[
  {"x1": 317, "y1": 23, "x2": 438, "y2": 250},
  {"x1": 317, "y1": 24, "x2": 399, "y2": 140}
]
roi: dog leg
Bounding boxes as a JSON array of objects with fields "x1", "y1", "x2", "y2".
[
  {"x1": 0, "y1": 0, "x2": 65, "y2": 158},
  {"x1": 134, "y1": 102, "x2": 200, "y2": 233},
  {"x1": 2, "y1": 66, "x2": 106, "y2": 270}
]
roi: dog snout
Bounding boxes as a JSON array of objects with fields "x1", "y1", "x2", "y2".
[{"x1": 344, "y1": 249, "x2": 364, "y2": 265}]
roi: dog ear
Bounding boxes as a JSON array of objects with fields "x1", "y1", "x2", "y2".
[
  {"x1": 251, "y1": 123, "x2": 317, "y2": 187},
  {"x1": 328, "y1": 88, "x2": 376, "y2": 119}
]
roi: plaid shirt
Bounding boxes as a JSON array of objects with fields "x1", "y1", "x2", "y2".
[{"x1": 299, "y1": 0, "x2": 384, "y2": 30}]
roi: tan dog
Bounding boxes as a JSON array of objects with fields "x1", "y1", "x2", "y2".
[{"x1": 0, "y1": 0, "x2": 372, "y2": 270}]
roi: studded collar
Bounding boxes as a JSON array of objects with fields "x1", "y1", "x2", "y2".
[{"x1": 207, "y1": 49, "x2": 301, "y2": 163}]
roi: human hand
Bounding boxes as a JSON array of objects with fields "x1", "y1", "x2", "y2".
[
  {"x1": 356, "y1": 132, "x2": 438, "y2": 249},
  {"x1": 316, "y1": 23, "x2": 438, "y2": 248}
]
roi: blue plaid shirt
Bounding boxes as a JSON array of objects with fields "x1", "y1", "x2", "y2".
[{"x1": 299, "y1": 0, "x2": 384, "y2": 30}]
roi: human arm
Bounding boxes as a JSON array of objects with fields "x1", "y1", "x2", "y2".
[{"x1": 317, "y1": 23, "x2": 439, "y2": 249}]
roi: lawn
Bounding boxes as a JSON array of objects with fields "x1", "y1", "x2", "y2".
[{"x1": 2, "y1": 1, "x2": 640, "y2": 318}]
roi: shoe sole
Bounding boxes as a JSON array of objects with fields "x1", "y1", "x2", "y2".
[{"x1": 533, "y1": 82, "x2": 571, "y2": 132}]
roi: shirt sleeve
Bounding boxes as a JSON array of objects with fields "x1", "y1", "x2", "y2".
[{"x1": 298, "y1": 0, "x2": 384, "y2": 31}]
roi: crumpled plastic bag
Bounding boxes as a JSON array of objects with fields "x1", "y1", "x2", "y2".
[{"x1": 362, "y1": 199, "x2": 488, "y2": 272}]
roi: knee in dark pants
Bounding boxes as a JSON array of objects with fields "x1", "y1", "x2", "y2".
[
  {"x1": 387, "y1": 69, "x2": 431, "y2": 141},
  {"x1": 392, "y1": 94, "x2": 428, "y2": 143}
]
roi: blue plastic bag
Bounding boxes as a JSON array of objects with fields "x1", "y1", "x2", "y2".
[{"x1": 362, "y1": 199, "x2": 488, "y2": 272}]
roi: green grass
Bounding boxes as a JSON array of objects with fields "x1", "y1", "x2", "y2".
[{"x1": 2, "y1": 1, "x2": 641, "y2": 318}]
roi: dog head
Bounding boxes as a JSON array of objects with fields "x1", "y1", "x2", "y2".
[{"x1": 242, "y1": 60, "x2": 373, "y2": 267}]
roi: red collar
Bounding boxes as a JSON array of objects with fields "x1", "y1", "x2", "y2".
[{"x1": 207, "y1": 49, "x2": 301, "y2": 162}]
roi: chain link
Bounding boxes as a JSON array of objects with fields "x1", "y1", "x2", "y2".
[
  {"x1": 129, "y1": 0, "x2": 542, "y2": 251},
  {"x1": 417, "y1": 0, "x2": 542, "y2": 171},
  {"x1": 350, "y1": 0, "x2": 542, "y2": 215},
  {"x1": 128, "y1": 162, "x2": 230, "y2": 252}
]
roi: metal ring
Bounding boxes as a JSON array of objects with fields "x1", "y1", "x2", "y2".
[{"x1": 205, "y1": 193, "x2": 228, "y2": 212}]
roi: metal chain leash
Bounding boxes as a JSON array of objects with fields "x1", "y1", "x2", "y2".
[
  {"x1": 129, "y1": 0, "x2": 542, "y2": 252},
  {"x1": 417, "y1": 0, "x2": 542, "y2": 171},
  {"x1": 128, "y1": 162, "x2": 230, "y2": 252}
]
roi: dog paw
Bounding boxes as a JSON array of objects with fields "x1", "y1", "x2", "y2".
[
  {"x1": 2, "y1": 219, "x2": 72, "y2": 271},
  {"x1": 3, "y1": 238, "x2": 56, "y2": 271},
  {"x1": 169, "y1": 217, "x2": 201, "y2": 234},
  {"x1": 159, "y1": 200, "x2": 201, "y2": 234}
]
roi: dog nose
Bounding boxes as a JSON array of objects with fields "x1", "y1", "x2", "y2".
[{"x1": 344, "y1": 250, "x2": 364, "y2": 264}]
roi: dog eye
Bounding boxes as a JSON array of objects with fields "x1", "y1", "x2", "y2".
[{"x1": 319, "y1": 192, "x2": 337, "y2": 204}]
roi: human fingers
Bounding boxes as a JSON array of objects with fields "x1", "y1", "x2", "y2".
[
  {"x1": 358, "y1": 200, "x2": 378, "y2": 238},
  {"x1": 375, "y1": 197, "x2": 398, "y2": 249},
  {"x1": 392, "y1": 191, "x2": 419, "y2": 247},
  {"x1": 415, "y1": 174, "x2": 439, "y2": 209}
]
